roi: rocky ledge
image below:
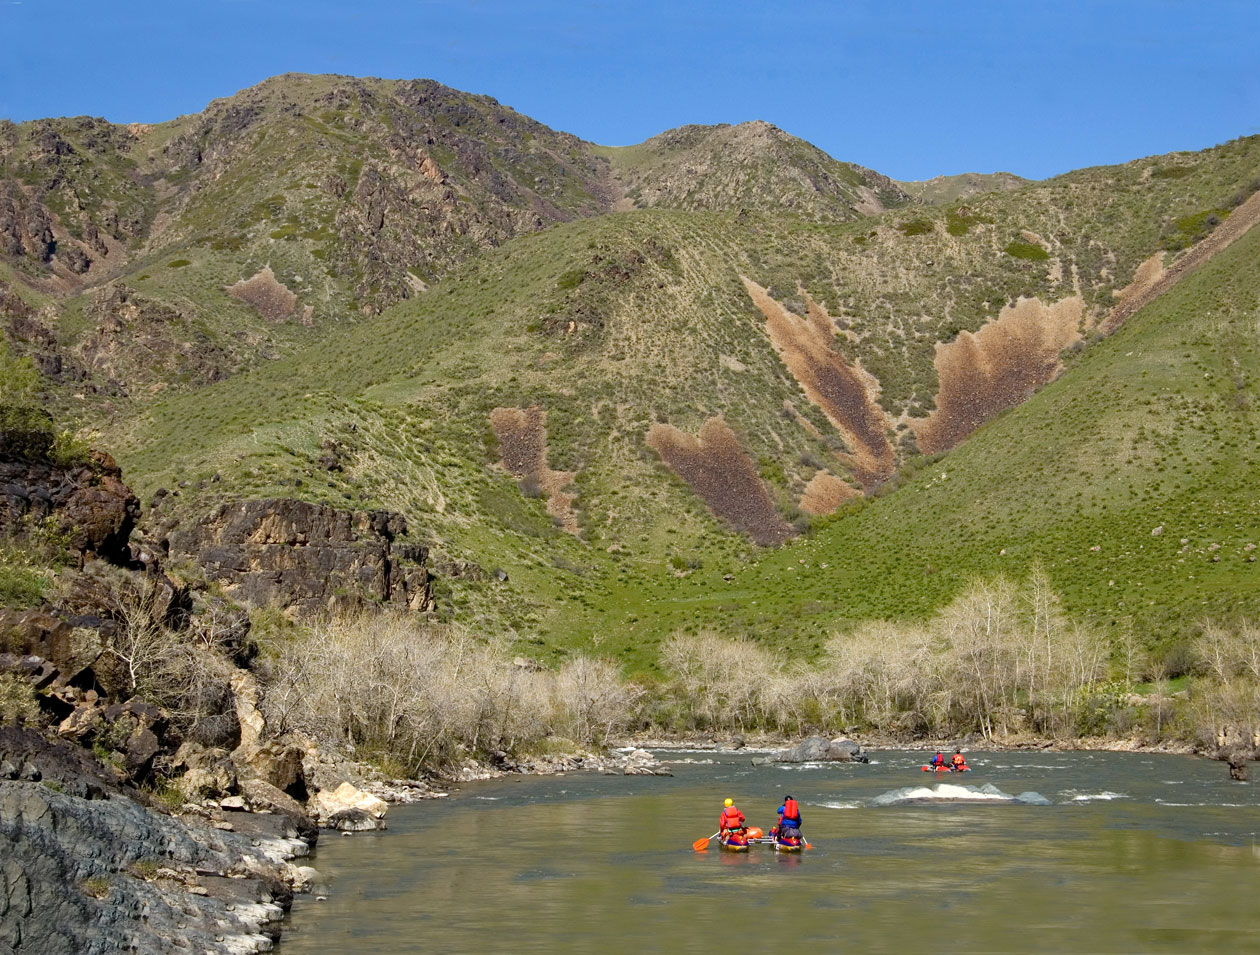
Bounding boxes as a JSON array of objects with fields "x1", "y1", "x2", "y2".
[
  {"x1": 156, "y1": 497, "x2": 432, "y2": 617},
  {"x1": 0, "y1": 727, "x2": 311, "y2": 955}
]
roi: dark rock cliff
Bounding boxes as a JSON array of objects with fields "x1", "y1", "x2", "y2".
[
  {"x1": 0, "y1": 434, "x2": 139, "y2": 567},
  {"x1": 161, "y1": 498, "x2": 432, "y2": 616}
]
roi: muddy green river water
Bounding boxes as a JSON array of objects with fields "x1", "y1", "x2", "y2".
[{"x1": 278, "y1": 750, "x2": 1260, "y2": 954}]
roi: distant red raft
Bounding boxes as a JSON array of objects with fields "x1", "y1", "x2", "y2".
[{"x1": 921, "y1": 765, "x2": 971, "y2": 772}]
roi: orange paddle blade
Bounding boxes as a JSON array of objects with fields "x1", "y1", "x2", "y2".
[{"x1": 693, "y1": 832, "x2": 718, "y2": 851}]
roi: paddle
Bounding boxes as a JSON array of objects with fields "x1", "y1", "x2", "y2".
[{"x1": 693, "y1": 831, "x2": 720, "y2": 851}]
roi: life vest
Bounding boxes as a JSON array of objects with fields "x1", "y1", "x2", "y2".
[
  {"x1": 932, "y1": 753, "x2": 945, "y2": 766},
  {"x1": 782, "y1": 798, "x2": 800, "y2": 822},
  {"x1": 952, "y1": 753, "x2": 966, "y2": 767},
  {"x1": 720, "y1": 806, "x2": 745, "y2": 830}
]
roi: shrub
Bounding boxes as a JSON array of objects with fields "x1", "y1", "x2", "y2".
[
  {"x1": 0, "y1": 672, "x2": 42, "y2": 725},
  {"x1": 897, "y1": 219, "x2": 934, "y2": 237},
  {"x1": 555, "y1": 269, "x2": 585, "y2": 290},
  {"x1": 261, "y1": 613, "x2": 638, "y2": 772},
  {"x1": 1004, "y1": 240, "x2": 1049, "y2": 261}
]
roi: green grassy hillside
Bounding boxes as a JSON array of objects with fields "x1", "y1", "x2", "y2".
[
  {"x1": 613, "y1": 220, "x2": 1260, "y2": 662},
  {"x1": 8, "y1": 76, "x2": 1260, "y2": 675},
  {"x1": 100, "y1": 131, "x2": 1260, "y2": 670}
]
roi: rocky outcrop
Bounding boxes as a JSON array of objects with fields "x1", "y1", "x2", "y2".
[
  {"x1": 0, "y1": 649, "x2": 189, "y2": 787},
  {"x1": 0, "y1": 184, "x2": 55, "y2": 264},
  {"x1": 0, "y1": 439, "x2": 140, "y2": 565},
  {"x1": 756, "y1": 736, "x2": 869, "y2": 764},
  {"x1": 605, "y1": 121, "x2": 912, "y2": 219},
  {"x1": 76, "y1": 284, "x2": 229, "y2": 395},
  {"x1": 162, "y1": 498, "x2": 432, "y2": 616},
  {"x1": 0, "y1": 728, "x2": 310, "y2": 955}
]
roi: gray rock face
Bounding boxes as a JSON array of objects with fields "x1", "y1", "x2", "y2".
[
  {"x1": 759, "y1": 736, "x2": 869, "y2": 764},
  {"x1": 326, "y1": 807, "x2": 380, "y2": 832},
  {"x1": 163, "y1": 498, "x2": 432, "y2": 616},
  {"x1": 0, "y1": 728, "x2": 312, "y2": 954}
]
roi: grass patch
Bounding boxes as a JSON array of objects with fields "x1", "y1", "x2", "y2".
[
  {"x1": 1004, "y1": 240, "x2": 1049, "y2": 261},
  {"x1": 897, "y1": 218, "x2": 934, "y2": 236}
]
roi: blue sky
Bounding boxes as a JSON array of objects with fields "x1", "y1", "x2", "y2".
[{"x1": 2, "y1": 1, "x2": 1257, "y2": 180}]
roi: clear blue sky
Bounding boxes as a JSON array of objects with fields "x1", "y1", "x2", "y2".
[{"x1": 2, "y1": 1, "x2": 1257, "y2": 181}]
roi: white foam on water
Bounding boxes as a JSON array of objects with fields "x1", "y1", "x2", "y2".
[
  {"x1": 1064, "y1": 791, "x2": 1129, "y2": 802},
  {"x1": 989, "y1": 763, "x2": 1062, "y2": 770},
  {"x1": 474, "y1": 796, "x2": 502, "y2": 800},
  {"x1": 1156, "y1": 800, "x2": 1251, "y2": 808},
  {"x1": 870, "y1": 783, "x2": 1020, "y2": 806},
  {"x1": 777, "y1": 762, "x2": 828, "y2": 771},
  {"x1": 817, "y1": 800, "x2": 863, "y2": 810}
]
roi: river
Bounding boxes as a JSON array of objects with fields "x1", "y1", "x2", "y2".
[{"x1": 278, "y1": 750, "x2": 1260, "y2": 953}]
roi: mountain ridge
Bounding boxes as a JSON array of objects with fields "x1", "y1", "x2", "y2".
[{"x1": 4, "y1": 72, "x2": 1260, "y2": 665}]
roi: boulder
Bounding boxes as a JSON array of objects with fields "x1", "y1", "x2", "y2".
[
  {"x1": 172, "y1": 743, "x2": 238, "y2": 802},
  {"x1": 326, "y1": 807, "x2": 381, "y2": 832},
  {"x1": 619, "y1": 748, "x2": 672, "y2": 776},
  {"x1": 760, "y1": 735, "x2": 869, "y2": 764},
  {"x1": 309, "y1": 781, "x2": 388, "y2": 830},
  {"x1": 238, "y1": 776, "x2": 316, "y2": 844},
  {"x1": 230, "y1": 670, "x2": 306, "y2": 797}
]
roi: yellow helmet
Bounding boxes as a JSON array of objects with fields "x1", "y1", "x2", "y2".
[{"x1": 724, "y1": 798, "x2": 733, "y2": 808}]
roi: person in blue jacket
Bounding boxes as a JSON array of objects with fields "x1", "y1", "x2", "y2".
[{"x1": 775, "y1": 795, "x2": 803, "y2": 836}]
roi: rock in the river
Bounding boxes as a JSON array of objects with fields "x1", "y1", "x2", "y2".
[
  {"x1": 757, "y1": 736, "x2": 869, "y2": 764},
  {"x1": 309, "y1": 781, "x2": 389, "y2": 830},
  {"x1": 619, "y1": 748, "x2": 672, "y2": 776},
  {"x1": 326, "y1": 807, "x2": 381, "y2": 832}
]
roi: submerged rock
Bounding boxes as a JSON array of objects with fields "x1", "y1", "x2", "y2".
[{"x1": 868, "y1": 781, "x2": 1050, "y2": 807}]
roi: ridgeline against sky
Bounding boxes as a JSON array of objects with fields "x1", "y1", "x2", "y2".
[{"x1": 2, "y1": 0, "x2": 1258, "y2": 180}]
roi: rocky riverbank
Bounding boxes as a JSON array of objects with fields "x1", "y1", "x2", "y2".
[
  {"x1": 1, "y1": 727, "x2": 309, "y2": 955},
  {"x1": 0, "y1": 719, "x2": 672, "y2": 954}
]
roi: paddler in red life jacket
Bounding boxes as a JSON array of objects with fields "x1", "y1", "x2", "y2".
[
  {"x1": 930, "y1": 751, "x2": 946, "y2": 769},
  {"x1": 951, "y1": 749, "x2": 967, "y2": 771},
  {"x1": 774, "y1": 795, "x2": 802, "y2": 838},
  {"x1": 719, "y1": 798, "x2": 745, "y2": 835}
]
